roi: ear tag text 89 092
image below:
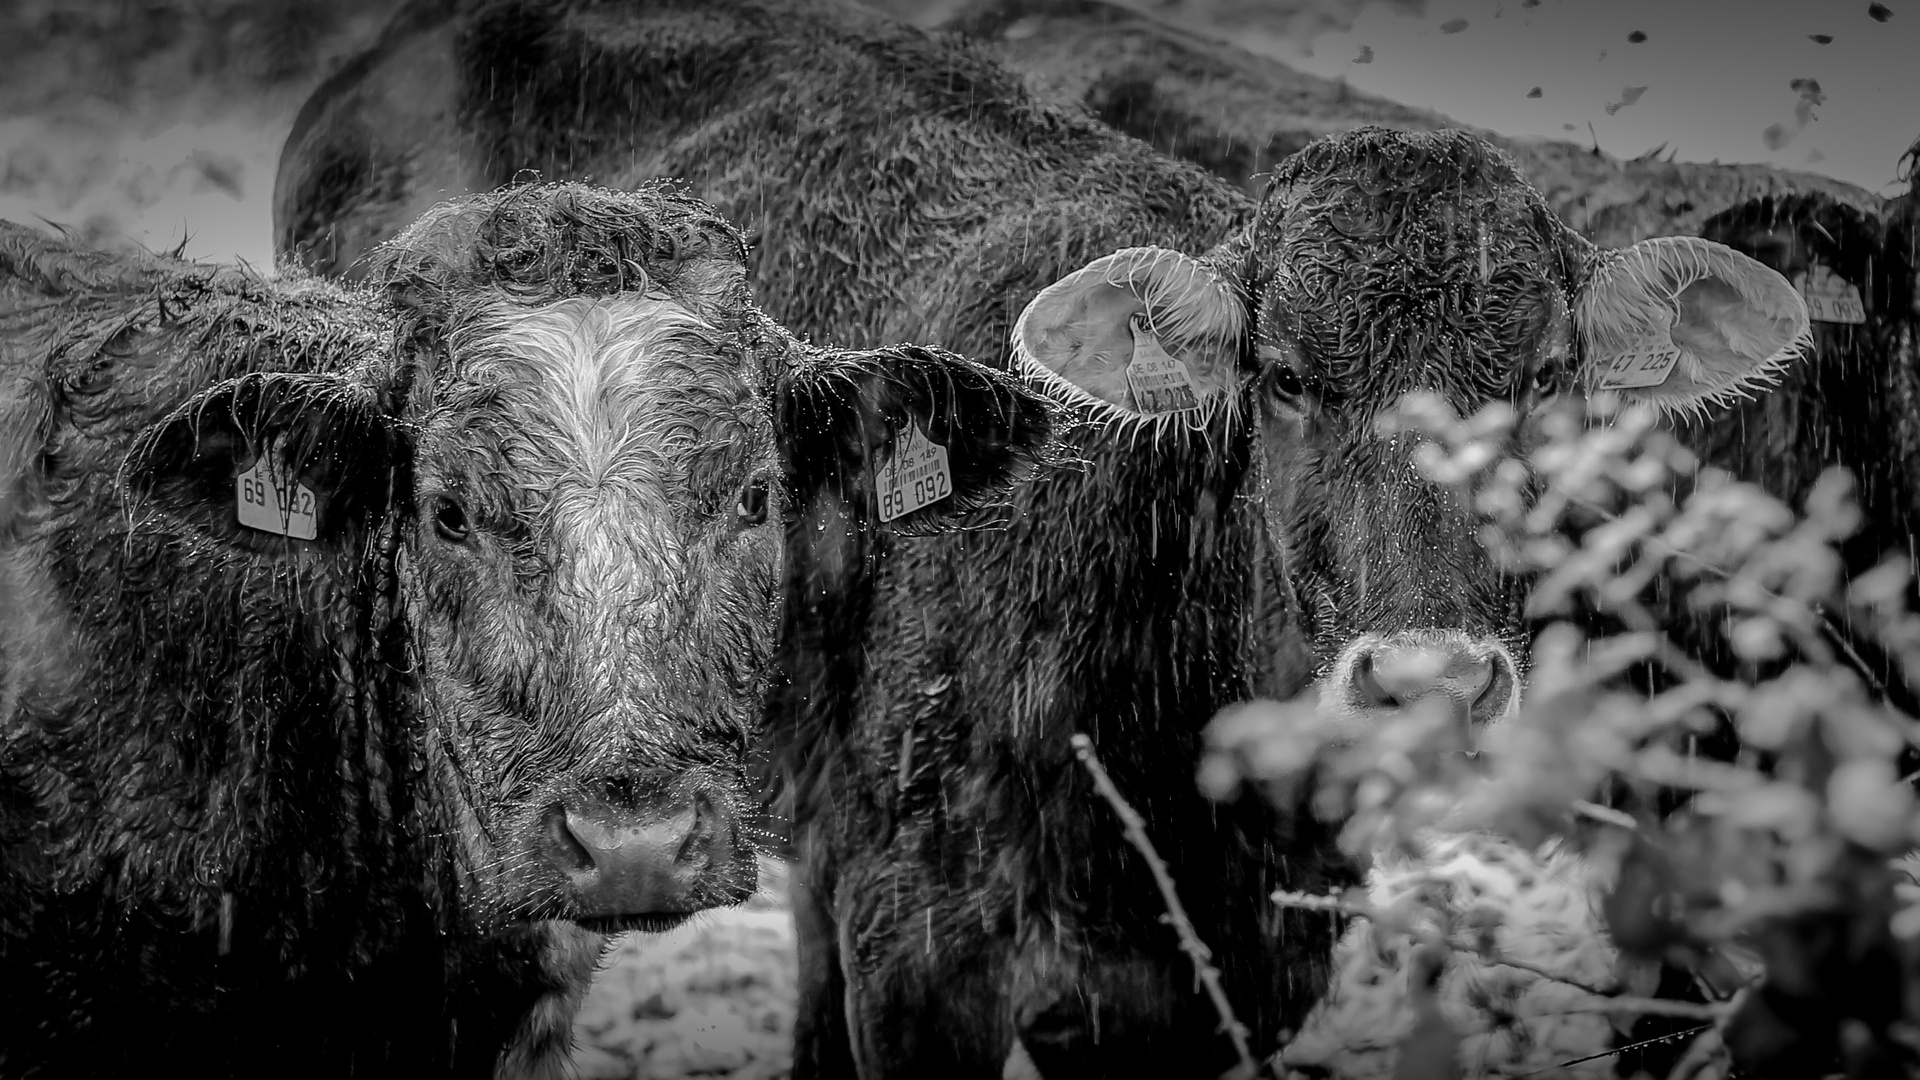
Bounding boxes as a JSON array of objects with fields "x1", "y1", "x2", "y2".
[
  {"x1": 1795, "y1": 262, "x2": 1867, "y2": 324},
  {"x1": 876, "y1": 422, "x2": 953, "y2": 523}
]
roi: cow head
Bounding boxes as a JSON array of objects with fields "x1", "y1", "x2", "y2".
[
  {"x1": 1017, "y1": 127, "x2": 1808, "y2": 735},
  {"x1": 127, "y1": 182, "x2": 1055, "y2": 933}
]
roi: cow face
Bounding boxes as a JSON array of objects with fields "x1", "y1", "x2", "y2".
[
  {"x1": 1017, "y1": 128, "x2": 1808, "y2": 735},
  {"x1": 127, "y1": 183, "x2": 1056, "y2": 934}
]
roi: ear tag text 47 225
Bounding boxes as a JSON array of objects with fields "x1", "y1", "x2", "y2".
[
  {"x1": 1595, "y1": 338, "x2": 1682, "y2": 391},
  {"x1": 1125, "y1": 313, "x2": 1202, "y2": 415}
]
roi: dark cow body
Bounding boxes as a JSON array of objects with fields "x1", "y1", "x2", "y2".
[
  {"x1": 1602, "y1": 179, "x2": 1920, "y2": 1080},
  {"x1": 274, "y1": 2, "x2": 1808, "y2": 1076},
  {"x1": 0, "y1": 183, "x2": 1051, "y2": 1079},
  {"x1": 1685, "y1": 188, "x2": 1919, "y2": 612}
]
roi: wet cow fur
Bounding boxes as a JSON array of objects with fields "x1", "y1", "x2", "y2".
[
  {"x1": 1275, "y1": 173, "x2": 1920, "y2": 1080},
  {"x1": 1673, "y1": 187, "x2": 1920, "y2": 686},
  {"x1": 273, "y1": 1, "x2": 1810, "y2": 1076},
  {"x1": 0, "y1": 183, "x2": 1052, "y2": 1079}
]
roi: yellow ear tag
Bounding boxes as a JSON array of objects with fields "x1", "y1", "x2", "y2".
[
  {"x1": 1124, "y1": 313, "x2": 1202, "y2": 415},
  {"x1": 875, "y1": 422, "x2": 953, "y2": 523},
  {"x1": 235, "y1": 440, "x2": 318, "y2": 540},
  {"x1": 1594, "y1": 339, "x2": 1682, "y2": 391},
  {"x1": 1794, "y1": 262, "x2": 1866, "y2": 324}
]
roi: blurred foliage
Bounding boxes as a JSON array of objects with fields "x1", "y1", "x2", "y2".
[{"x1": 1205, "y1": 393, "x2": 1920, "y2": 1078}]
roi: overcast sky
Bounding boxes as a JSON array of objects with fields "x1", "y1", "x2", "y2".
[
  {"x1": 1268, "y1": 0, "x2": 1915, "y2": 194},
  {"x1": 0, "y1": 0, "x2": 1911, "y2": 268}
]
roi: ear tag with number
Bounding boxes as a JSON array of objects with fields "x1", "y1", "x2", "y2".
[
  {"x1": 1594, "y1": 338, "x2": 1683, "y2": 391},
  {"x1": 236, "y1": 440, "x2": 319, "y2": 540},
  {"x1": 1793, "y1": 262, "x2": 1867, "y2": 324},
  {"x1": 875, "y1": 422, "x2": 954, "y2": 524},
  {"x1": 1124, "y1": 313, "x2": 1202, "y2": 415}
]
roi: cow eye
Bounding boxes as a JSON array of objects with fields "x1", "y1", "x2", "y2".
[
  {"x1": 1257, "y1": 345, "x2": 1308, "y2": 406},
  {"x1": 432, "y1": 497, "x2": 471, "y2": 543},
  {"x1": 735, "y1": 477, "x2": 770, "y2": 527},
  {"x1": 1272, "y1": 366, "x2": 1306, "y2": 400}
]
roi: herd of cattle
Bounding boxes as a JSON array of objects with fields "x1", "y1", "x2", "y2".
[{"x1": 1, "y1": 0, "x2": 1915, "y2": 1077}]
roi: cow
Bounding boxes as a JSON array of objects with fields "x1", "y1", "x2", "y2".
[
  {"x1": 271, "y1": 1, "x2": 1811, "y2": 1075},
  {"x1": 1674, "y1": 187, "x2": 1919, "y2": 666},
  {"x1": 1275, "y1": 163, "x2": 1920, "y2": 1080},
  {"x1": 925, "y1": 0, "x2": 1884, "y2": 245},
  {"x1": 0, "y1": 181, "x2": 1054, "y2": 1079}
]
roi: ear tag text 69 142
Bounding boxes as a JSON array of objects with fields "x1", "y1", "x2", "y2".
[
  {"x1": 876, "y1": 422, "x2": 953, "y2": 523},
  {"x1": 1124, "y1": 313, "x2": 1202, "y2": 415},
  {"x1": 236, "y1": 440, "x2": 319, "y2": 540},
  {"x1": 1794, "y1": 262, "x2": 1867, "y2": 324},
  {"x1": 1595, "y1": 338, "x2": 1682, "y2": 391}
]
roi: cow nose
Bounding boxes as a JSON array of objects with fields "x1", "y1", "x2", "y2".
[
  {"x1": 1348, "y1": 637, "x2": 1514, "y2": 727},
  {"x1": 537, "y1": 782, "x2": 746, "y2": 923}
]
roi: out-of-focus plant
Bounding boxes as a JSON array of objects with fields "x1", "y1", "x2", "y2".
[{"x1": 1203, "y1": 391, "x2": 1920, "y2": 1079}]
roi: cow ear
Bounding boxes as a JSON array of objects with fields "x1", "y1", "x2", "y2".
[
  {"x1": 1013, "y1": 246, "x2": 1246, "y2": 418},
  {"x1": 777, "y1": 344, "x2": 1060, "y2": 532},
  {"x1": 124, "y1": 372, "x2": 402, "y2": 549},
  {"x1": 1574, "y1": 235, "x2": 1810, "y2": 411}
]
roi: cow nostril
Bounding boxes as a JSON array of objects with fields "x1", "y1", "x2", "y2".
[
  {"x1": 677, "y1": 792, "x2": 717, "y2": 869},
  {"x1": 540, "y1": 802, "x2": 594, "y2": 875},
  {"x1": 1458, "y1": 654, "x2": 1496, "y2": 700},
  {"x1": 1469, "y1": 653, "x2": 1516, "y2": 723},
  {"x1": 1351, "y1": 653, "x2": 1401, "y2": 709}
]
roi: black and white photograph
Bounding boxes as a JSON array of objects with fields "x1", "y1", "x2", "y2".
[{"x1": 2, "y1": 1, "x2": 1916, "y2": 1078}]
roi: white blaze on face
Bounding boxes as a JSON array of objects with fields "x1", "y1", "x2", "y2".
[{"x1": 455, "y1": 292, "x2": 760, "y2": 635}]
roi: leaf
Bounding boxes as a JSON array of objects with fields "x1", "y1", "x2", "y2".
[
  {"x1": 1847, "y1": 558, "x2": 1911, "y2": 608},
  {"x1": 1717, "y1": 782, "x2": 1821, "y2": 834},
  {"x1": 1827, "y1": 758, "x2": 1914, "y2": 853}
]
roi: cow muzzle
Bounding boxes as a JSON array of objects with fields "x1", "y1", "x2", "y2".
[
  {"x1": 536, "y1": 772, "x2": 751, "y2": 931},
  {"x1": 1322, "y1": 630, "x2": 1519, "y2": 737}
]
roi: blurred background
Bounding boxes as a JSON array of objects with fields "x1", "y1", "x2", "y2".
[{"x1": 2, "y1": 0, "x2": 1913, "y2": 268}]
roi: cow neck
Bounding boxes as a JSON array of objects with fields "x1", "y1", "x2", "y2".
[{"x1": 1012, "y1": 399, "x2": 1263, "y2": 757}]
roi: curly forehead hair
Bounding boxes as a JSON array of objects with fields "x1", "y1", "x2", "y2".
[
  {"x1": 368, "y1": 180, "x2": 751, "y2": 322},
  {"x1": 1262, "y1": 126, "x2": 1535, "y2": 203}
]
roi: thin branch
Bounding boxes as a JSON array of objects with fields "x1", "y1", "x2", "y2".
[
  {"x1": 1572, "y1": 799, "x2": 1639, "y2": 830},
  {"x1": 1072, "y1": 733, "x2": 1258, "y2": 1076},
  {"x1": 1559, "y1": 996, "x2": 1728, "y2": 1021},
  {"x1": 1662, "y1": 1025, "x2": 1727, "y2": 1080},
  {"x1": 1270, "y1": 889, "x2": 1370, "y2": 918},
  {"x1": 1514, "y1": 1022, "x2": 1713, "y2": 1078},
  {"x1": 1478, "y1": 952, "x2": 1618, "y2": 1000},
  {"x1": 1269, "y1": 889, "x2": 1728, "y2": 1020}
]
